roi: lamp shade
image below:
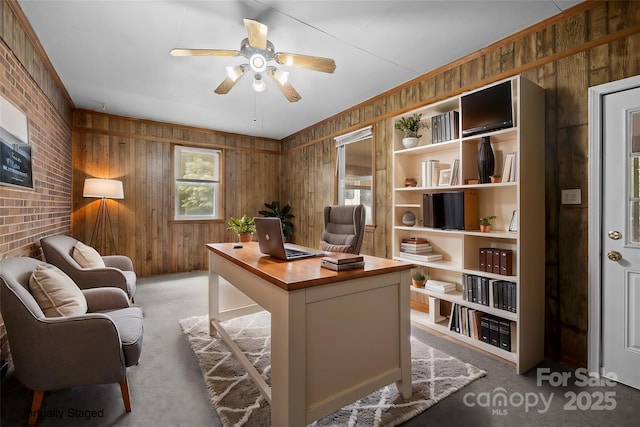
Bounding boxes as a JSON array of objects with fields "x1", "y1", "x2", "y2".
[{"x1": 83, "y1": 178, "x2": 124, "y2": 199}]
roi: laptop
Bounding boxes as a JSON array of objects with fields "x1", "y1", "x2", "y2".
[{"x1": 254, "y1": 217, "x2": 324, "y2": 260}]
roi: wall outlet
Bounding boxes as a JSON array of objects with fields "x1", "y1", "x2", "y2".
[{"x1": 561, "y1": 189, "x2": 581, "y2": 205}]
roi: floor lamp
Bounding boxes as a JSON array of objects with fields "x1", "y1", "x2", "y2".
[{"x1": 83, "y1": 178, "x2": 124, "y2": 254}]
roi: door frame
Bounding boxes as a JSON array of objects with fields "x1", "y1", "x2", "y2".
[{"x1": 588, "y1": 75, "x2": 640, "y2": 375}]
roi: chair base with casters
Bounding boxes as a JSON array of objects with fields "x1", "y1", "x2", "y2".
[{"x1": 0, "y1": 257, "x2": 143, "y2": 427}]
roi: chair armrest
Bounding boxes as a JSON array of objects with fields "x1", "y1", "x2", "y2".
[
  {"x1": 102, "y1": 255, "x2": 134, "y2": 271},
  {"x1": 83, "y1": 287, "x2": 130, "y2": 312},
  {"x1": 67, "y1": 267, "x2": 128, "y2": 292},
  {"x1": 10, "y1": 314, "x2": 126, "y2": 391}
]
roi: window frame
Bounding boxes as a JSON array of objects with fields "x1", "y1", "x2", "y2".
[
  {"x1": 173, "y1": 145, "x2": 224, "y2": 221},
  {"x1": 335, "y1": 126, "x2": 375, "y2": 225}
]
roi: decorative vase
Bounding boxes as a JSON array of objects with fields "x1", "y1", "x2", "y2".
[
  {"x1": 402, "y1": 211, "x2": 416, "y2": 226},
  {"x1": 477, "y1": 136, "x2": 495, "y2": 184},
  {"x1": 402, "y1": 136, "x2": 419, "y2": 149}
]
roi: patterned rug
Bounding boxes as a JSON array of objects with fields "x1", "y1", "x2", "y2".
[{"x1": 179, "y1": 312, "x2": 485, "y2": 426}]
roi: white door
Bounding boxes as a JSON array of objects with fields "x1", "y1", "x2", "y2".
[{"x1": 601, "y1": 86, "x2": 640, "y2": 390}]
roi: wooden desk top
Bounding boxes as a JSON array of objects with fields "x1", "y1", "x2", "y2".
[{"x1": 207, "y1": 242, "x2": 414, "y2": 291}]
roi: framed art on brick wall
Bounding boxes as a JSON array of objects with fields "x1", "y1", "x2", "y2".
[{"x1": 0, "y1": 95, "x2": 32, "y2": 189}]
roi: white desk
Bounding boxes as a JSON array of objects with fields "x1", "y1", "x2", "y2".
[{"x1": 207, "y1": 242, "x2": 413, "y2": 426}]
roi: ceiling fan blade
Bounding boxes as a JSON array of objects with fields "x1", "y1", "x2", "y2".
[
  {"x1": 214, "y1": 65, "x2": 249, "y2": 94},
  {"x1": 170, "y1": 48, "x2": 241, "y2": 57},
  {"x1": 275, "y1": 52, "x2": 336, "y2": 74},
  {"x1": 243, "y1": 19, "x2": 268, "y2": 50},
  {"x1": 266, "y1": 67, "x2": 301, "y2": 102}
]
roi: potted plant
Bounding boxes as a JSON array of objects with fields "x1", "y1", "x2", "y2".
[
  {"x1": 259, "y1": 201, "x2": 294, "y2": 240},
  {"x1": 395, "y1": 113, "x2": 423, "y2": 148},
  {"x1": 479, "y1": 215, "x2": 496, "y2": 233},
  {"x1": 227, "y1": 214, "x2": 256, "y2": 242},
  {"x1": 412, "y1": 272, "x2": 426, "y2": 288}
]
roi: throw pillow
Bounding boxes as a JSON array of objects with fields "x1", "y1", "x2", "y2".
[
  {"x1": 29, "y1": 264, "x2": 88, "y2": 317},
  {"x1": 72, "y1": 241, "x2": 105, "y2": 268},
  {"x1": 320, "y1": 240, "x2": 352, "y2": 253}
]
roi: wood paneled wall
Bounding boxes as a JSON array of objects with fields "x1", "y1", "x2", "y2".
[
  {"x1": 72, "y1": 111, "x2": 282, "y2": 277},
  {"x1": 281, "y1": 1, "x2": 640, "y2": 366}
]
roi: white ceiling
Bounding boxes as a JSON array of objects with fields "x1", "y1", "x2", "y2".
[{"x1": 17, "y1": 0, "x2": 582, "y2": 140}]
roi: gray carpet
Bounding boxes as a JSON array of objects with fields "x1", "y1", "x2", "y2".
[
  {"x1": 179, "y1": 312, "x2": 485, "y2": 426},
  {"x1": 2, "y1": 271, "x2": 640, "y2": 426}
]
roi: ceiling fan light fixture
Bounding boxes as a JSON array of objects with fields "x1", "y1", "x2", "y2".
[
  {"x1": 252, "y1": 74, "x2": 266, "y2": 92},
  {"x1": 249, "y1": 54, "x2": 267, "y2": 73}
]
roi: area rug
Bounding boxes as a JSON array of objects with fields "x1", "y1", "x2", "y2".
[{"x1": 179, "y1": 312, "x2": 485, "y2": 426}]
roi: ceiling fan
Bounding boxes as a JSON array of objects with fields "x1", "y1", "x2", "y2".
[{"x1": 170, "y1": 19, "x2": 336, "y2": 102}]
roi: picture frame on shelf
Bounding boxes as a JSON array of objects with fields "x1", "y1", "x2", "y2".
[
  {"x1": 438, "y1": 168, "x2": 452, "y2": 186},
  {"x1": 509, "y1": 210, "x2": 518, "y2": 232}
]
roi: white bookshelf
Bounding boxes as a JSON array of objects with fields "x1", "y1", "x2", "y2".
[{"x1": 392, "y1": 76, "x2": 545, "y2": 374}]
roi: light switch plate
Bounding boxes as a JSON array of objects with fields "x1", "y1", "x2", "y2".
[{"x1": 561, "y1": 189, "x2": 581, "y2": 205}]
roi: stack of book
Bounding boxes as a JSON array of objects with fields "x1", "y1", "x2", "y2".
[
  {"x1": 320, "y1": 253, "x2": 365, "y2": 271},
  {"x1": 399, "y1": 238, "x2": 444, "y2": 263},
  {"x1": 425, "y1": 279, "x2": 456, "y2": 294},
  {"x1": 400, "y1": 238, "x2": 431, "y2": 254}
]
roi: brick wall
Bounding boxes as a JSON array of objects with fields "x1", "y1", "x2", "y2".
[{"x1": 1, "y1": 0, "x2": 74, "y2": 368}]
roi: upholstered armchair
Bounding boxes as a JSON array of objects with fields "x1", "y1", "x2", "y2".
[
  {"x1": 40, "y1": 235, "x2": 136, "y2": 300},
  {"x1": 320, "y1": 204, "x2": 366, "y2": 254},
  {"x1": 0, "y1": 257, "x2": 143, "y2": 427}
]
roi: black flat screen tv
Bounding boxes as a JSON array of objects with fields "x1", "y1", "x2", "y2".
[{"x1": 461, "y1": 80, "x2": 514, "y2": 137}]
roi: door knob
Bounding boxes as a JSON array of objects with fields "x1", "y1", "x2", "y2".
[
  {"x1": 607, "y1": 251, "x2": 622, "y2": 261},
  {"x1": 608, "y1": 230, "x2": 622, "y2": 240}
]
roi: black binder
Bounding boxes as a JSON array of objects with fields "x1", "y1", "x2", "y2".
[
  {"x1": 489, "y1": 317, "x2": 500, "y2": 347},
  {"x1": 422, "y1": 193, "x2": 444, "y2": 228},
  {"x1": 480, "y1": 316, "x2": 491, "y2": 343},
  {"x1": 499, "y1": 319, "x2": 513, "y2": 352}
]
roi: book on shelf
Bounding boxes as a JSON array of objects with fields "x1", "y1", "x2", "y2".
[
  {"x1": 491, "y1": 280, "x2": 517, "y2": 313},
  {"x1": 449, "y1": 304, "x2": 460, "y2": 333},
  {"x1": 450, "y1": 158, "x2": 460, "y2": 186},
  {"x1": 400, "y1": 243, "x2": 432, "y2": 254},
  {"x1": 478, "y1": 248, "x2": 514, "y2": 275},
  {"x1": 475, "y1": 314, "x2": 516, "y2": 352},
  {"x1": 398, "y1": 252, "x2": 443, "y2": 262},
  {"x1": 402, "y1": 237, "x2": 429, "y2": 244},
  {"x1": 461, "y1": 274, "x2": 490, "y2": 306},
  {"x1": 489, "y1": 317, "x2": 500, "y2": 347},
  {"x1": 431, "y1": 111, "x2": 459, "y2": 144},
  {"x1": 425, "y1": 279, "x2": 456, "y2": 294},
  {"x1": 501, "y1": 152, "x2": 517, "y2": 183},
  {"x1": 499, "y1": 319, "x2": 517, "y2": 352},
  {"x1": 449, "y1": 304, "x2": 484, "y2": 339},
  {"x1": 421, "y1": 160, "x2": 440, "y2": 187}
]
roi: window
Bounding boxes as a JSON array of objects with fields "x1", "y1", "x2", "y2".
[
  {"x1": 174, "y1": 146, "x2": 222, "y2": 220},
  {"x1": 336, "y1": 126, "x2": 374, "y2": 225}
]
